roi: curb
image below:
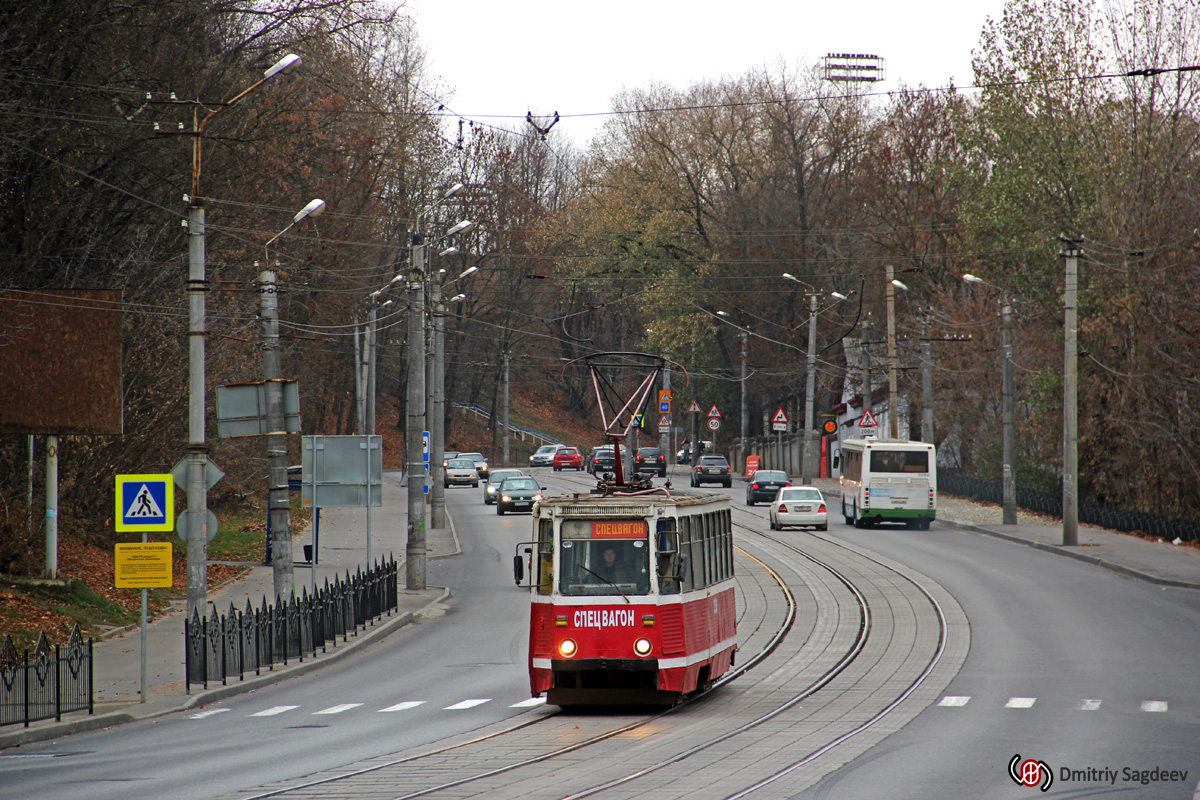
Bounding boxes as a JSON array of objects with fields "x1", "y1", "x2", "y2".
[
  {"x1": 0, "y1": 586, "x2": 451, "y2": 750},
  {"x1": 940, "y1": 519, "x2": 1200, "y2": 591}
]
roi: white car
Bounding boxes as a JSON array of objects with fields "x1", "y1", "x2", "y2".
[
  {"x1": 444, "y1": 458, "x2": 479, "y2": 488},
  {"x1": 529, "y1": 444, "x2": 562, "y2": 467},
  {"x1": 769, "y1": 486, "x2": 827, "y2": 531}
]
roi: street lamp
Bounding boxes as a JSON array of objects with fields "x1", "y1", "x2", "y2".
[
  {"x1": 962, "y1": 273, "x2": 1017, "y2": 526},
  {"x1": 259, "y1": 198, "x2": 324, "y2": 598},
  {"x1": 885, "y1": 267, "x2": 909, "y2": 439},
  {"x1": 172, "y1": 52, "x2": 302, "y2": 620}
]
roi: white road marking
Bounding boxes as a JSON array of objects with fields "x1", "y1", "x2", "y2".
[
  {"x1": 189, "y1": 708, "x2": 230, "y2": 719},
  {"x1": 937, "y1": 696, "x2": 970, "y2": 707},
  {"x1": 314, "y1": 703, "x2": 363, "y2": 715},
  {"x1": 250, "y1": 705, "x2": 299, "y2": 717},
  {"x1": 510, "y1": 697, "x2": 547, "y2": 708},
  {"x1": 1078, "y1": 699, "x2": 1102, "y2": 711},
  {"x1": 444, "y1": 698, "x2": 490, "y2": 710},
  {"x1": 1005, "y1": 697, "x2": 1037, "y2": 708},
  {"x1": 1141, "y1": 700, "x2": 1168, "y2": 712},
  {"x1": 379, "y1": 701, "x2": 425, "y2": 712}
]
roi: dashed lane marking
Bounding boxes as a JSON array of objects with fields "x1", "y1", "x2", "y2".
[
  {"x1": 314, "y1": 703, "x2": 364, "y2": 715},
  {"x1": 1141, "y1": 700, "x2": 1168, "y2": 712},
  {"x1": 937, "y1": 696, "x2": 970, "y2": 707},
  {"x1": 379, "y1": 701, "x2": 426, "y2": 712},
  {"x1": 1078, "y1": 699, "x2": 1102, "y2": 711},
  {"x1": 1005, "y1": 697, "x2": 1037, "y2": 708},
  {"x1": 250, "y1": 705, "x2": 299, "y2": 717},
  {"x1": 444, "y1": 699, "x2": 490, "y2": 710},
  {"x1": 189, "y1": 708, "x2": 231, "y2": 719},
  {"x1": 510, "y1": 698, "x2": 547, "y2": 708}
]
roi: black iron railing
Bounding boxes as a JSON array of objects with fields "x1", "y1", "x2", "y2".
[
  {"x1": 185, "y1": 558, "x2": 398, "y2": 690},
  {"x1": 940, "y1": 471, "x2": 1199, "y2": 543},
  {"x1": 0, "y1": 625, "x2": 93, "y2": 728}
]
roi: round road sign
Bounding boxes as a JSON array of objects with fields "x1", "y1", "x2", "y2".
[{"x1": 707, "y1": 418, "x2": 720, "y2": 431}]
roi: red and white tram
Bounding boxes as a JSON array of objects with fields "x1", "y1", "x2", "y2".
[{"x1": 515, "y1": 489, "x2": 736, "y2": 706}]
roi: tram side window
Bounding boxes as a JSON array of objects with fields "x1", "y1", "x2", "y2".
[
  {"x1": 705, "y1": 513, "x2": 717, "y2": 586},
  {"x1": 679, "y1": 517, "x2": 694, "y2": 592},
  {"x1": 536, "y1": 519, "x2": 553, "y2": 595},
  {"x1": 656, "y1": 518, "x2": 681, "y2": 595},
  {"x1": 724, "y1": 510, "x2": 733, "y2": 578},
  {"x1": 692, "y1": 516, "x2": 708, "y2": 590}
]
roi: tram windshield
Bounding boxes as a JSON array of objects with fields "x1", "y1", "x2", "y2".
[{"x1": 559, "y1": 519, "x2": 650, "y2": 596}]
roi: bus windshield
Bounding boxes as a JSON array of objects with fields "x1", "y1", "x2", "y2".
[{"x1": 558, "y1": 519, "x2": 650, "y2": 596}]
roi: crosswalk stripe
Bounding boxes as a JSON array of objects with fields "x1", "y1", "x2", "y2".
[
  {"x1": 510, "y1": 698, "x2": 547, "y2": 708},
  {"x1": 379, "y1": 701, "x2": 425, "y2": 712},
  {"x1": 189, "y1": 708, "x2": 230, "y2": 719},
  {"x1": 250, "y1": 705, "x2": 299, "y2": 717},
  {"x1": 314, "y1": 703, "x2": 363, "y2": 715},
  {"x1": 1078, "y1": 699, "x2": 1101, "y2": 711},
  {"x1": 444, "y1": 698, "x2": 490, "y2": 710},
  {"x1": 937, "y1": 696, "x2": 970, "y2": 707},
  {"x1": 1005, "y1": 697, "x2": 1037, "y2": 708},
  {"x1": 1141, "y1": 700, "x2": 1168, "y2": 712}
]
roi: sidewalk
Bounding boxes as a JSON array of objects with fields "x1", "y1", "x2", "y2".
[{"x1": 1, "y1": 470, "x2": 458, "y2": 749}]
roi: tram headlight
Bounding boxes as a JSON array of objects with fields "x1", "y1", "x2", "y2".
[
  {"x1": 633, "y1": 638, "x2": 653, "y2": 657},
  {"x1": 558, "y1": 638, "x2": 578, "y2": 658}
]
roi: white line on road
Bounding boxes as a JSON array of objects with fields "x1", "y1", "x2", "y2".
[
  {"x1": 937, "y1": 696, "x2": 970, "y2": 707},
  {"x1": 444, "y1": 699, "x2": 490, "y2": 710},
  {"x1": 250, "y1": 705, "x2": 299, "y2": 717},
  {"x1": 1078, "y1": 699, "x2": 1102, "y2": 711},
  {"x1": 189, "y1": 708, "x2": 231, "y2": 719},
  {"x1": 314, "y1": 703, "x2": 364, "y2": 715},
  {"x1": 379, "y1": 701, "x2": 426, "y2": 712},
  {"x1": 1141, "y1": 700, "x2": 1168, "y2": 712},
  {"x1": 510, "y1": 698, "x2": 547, "y2": 708},
  {"x1": 1005, "y1": 697, "x2": 1037, "y2": 708}
]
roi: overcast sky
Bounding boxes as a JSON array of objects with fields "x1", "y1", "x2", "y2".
[{"x1": 408, "y1": 0, "x2": 1012, "y2": 147}]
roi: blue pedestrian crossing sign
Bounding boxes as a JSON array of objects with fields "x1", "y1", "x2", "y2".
[{"x1": 115, "y1": 474, "x2": 174, "y2": 533}]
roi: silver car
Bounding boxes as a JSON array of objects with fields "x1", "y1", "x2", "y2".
[
  {"x1": 444, "y1": 458, "x2": 479, "y2": 488},
  {"x1": 483, "y1": 469, "x2": 525, "y2": 504},
  {"x1": 529, "y1": 444, "x2": 561, "y2": 467}
]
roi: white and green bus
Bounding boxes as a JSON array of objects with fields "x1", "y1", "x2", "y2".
[{"x1": 838, "y1": 438, "x2": 936, "y2": 529}]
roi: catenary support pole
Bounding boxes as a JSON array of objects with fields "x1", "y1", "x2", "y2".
[
  {"x1": 802, "y1": 292, "x2": 818, "y2": 482},
  {"x1": 260, "y1": 269, "x2": 293, "y2": 597},
  {"x1": 406, "y1": 236, "x2": 427, "y2": 589},
  {"x1": 1001, "y1": 298, "x2": 1017, "y2": 525},
  {"x1": 1062, "y1": 239, "x2": 1080, "y2": 545},
  {"x1": 43, "y1": 435, "x2": 57, "y2": 579}
]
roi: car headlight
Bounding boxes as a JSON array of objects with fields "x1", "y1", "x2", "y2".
[
  {"x1": 501, "y1": 495, "x2": 511, "y2": 502},
  {"x1": 559, "y1": 639, "x2": 577, "y2": 658},
  {"x1": 633, "y1": 638, "x2": 653, "y2": 657},
  {"x1": 479, "y1": 462, "x2": 488, "y2": 471},
  {"x1": 533, "y1": 494, "x2": 543, "y2": 502}
]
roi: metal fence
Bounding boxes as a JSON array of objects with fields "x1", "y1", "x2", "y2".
[
  {"x1": 185, "y1": 558, "x2": 398, "y2": 690},
  {"x1": 0, "y1": 625, "x2": 93, "y2": 727},
  {"x1": 940, "y1": 471, "x2": 1200, "y2": 543}
]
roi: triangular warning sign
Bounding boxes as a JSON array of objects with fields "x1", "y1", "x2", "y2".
[
  {"x1": 859, "y1": 409, "x2": 879, "y2": 428},
  {"x1": 126, "y1": 484, "x2": 165, "y2": 518},
  {"x1": 688, "y1": 400, "x2": 702, "y2": 413},
  {"x1": 772, "y1": 408, "x2": 788, "y2": 424}
]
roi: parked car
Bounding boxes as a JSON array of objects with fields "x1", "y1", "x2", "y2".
[
  {"x1": 496, "y1": 476, "x2": 543, "y2": 515},
  {"x1": 552, "y1": 446, "x2": 583, "y2": 471},
  {"x1": 483, "y1": 468, "x2": 525, "y2": 504},
  {"x1": 529, "y1": 444, "x2": 562, "y2": 467},
  {"x1": 690, "y1": 454, "x2": 732, "y2": 488},
  {"x1": 634, "y1": 447, "x2": 667, "y2": 477},
  {"x1": 444, "y1": 457, "x2": 479, "y2": 488},
  {"x1": 769, "y1": 486, "x2": 828, "y2": 531},
  {"x1": 458, "y1": 452, "x2": 489, "y2": 479},
  {"x1": 746, "y1": 469, "x2": 791, "y2": 506}
]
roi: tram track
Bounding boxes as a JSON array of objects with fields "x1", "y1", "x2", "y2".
[{"x1": 222, "y1": 475, "x2": 967, "y2": 800}]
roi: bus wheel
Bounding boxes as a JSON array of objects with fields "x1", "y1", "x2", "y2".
[{"x1": 853, "y1": 507, "x2": 867, "y2": 529}]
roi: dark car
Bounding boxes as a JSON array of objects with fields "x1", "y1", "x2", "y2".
[
  {"x1": 746, "y1": 469, "x2": 790, "y2": 505},
  {"x1": 690, "y1": 455, "x2": 732, "y2": 488},
  {"x1": 496, "y1": 476, "x2": 543, "y2": 515},
  {"x1": 587, "y1": 445, "x2": 628, "y2": 475},
  {"x1": 634, "y1": 447, "x2": 667, "y2": 477}
]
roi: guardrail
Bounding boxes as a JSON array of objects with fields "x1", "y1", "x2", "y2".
[
  {"x1": 452, "y1": 402, "x2": 568, "y2": 448},
  {"x1": 185, "y1": 558, "x2": 398, "y2": 690},
  {"x1": 1, "y1": 626, "x2": 93, "y2": 728}
]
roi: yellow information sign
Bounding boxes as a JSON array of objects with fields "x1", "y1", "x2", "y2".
[{"x1": 115, "y1": 542, "x2": 174, "y2": 588}]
